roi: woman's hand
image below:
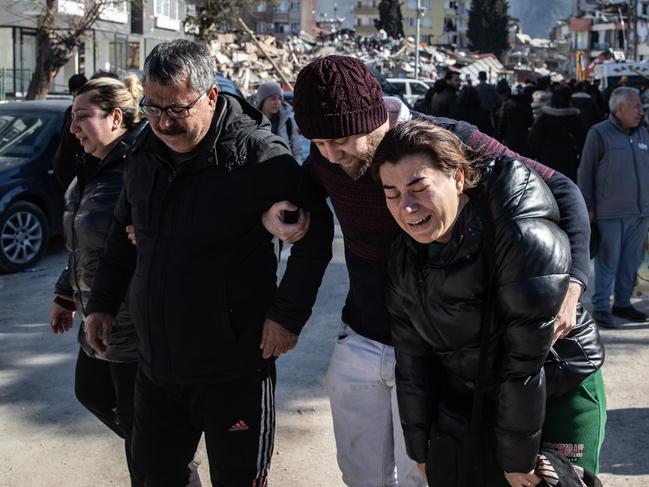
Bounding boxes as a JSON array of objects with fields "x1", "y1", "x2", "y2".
[
  {"x1": 49, "y1": 301, "x2": 75, "y2": 334},
  {"x1": 504, "y1": 470, "x2": 541, "y2": 487},
  {"x1": 416, "y1": 463, "x2": 426, "y2": 479},
  {"x1": 553, "y1": 280, "x2": 583, "y2": 344}
]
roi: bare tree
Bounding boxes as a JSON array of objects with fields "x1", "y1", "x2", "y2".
[{"x1": 9, "y1": 0, "x2": 124, "y2": 99}]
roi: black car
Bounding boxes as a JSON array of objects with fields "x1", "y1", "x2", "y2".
[{"x1": 0, "y1": 100, "x2": 68, "y2": 272}]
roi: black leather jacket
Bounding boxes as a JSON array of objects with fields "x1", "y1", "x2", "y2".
[
  {"x1": 55, "y1": 122, "x2": 147, "y2": 362},
  {"x1": 387, "y1": 157, "x2": 574, "y2": 473}
]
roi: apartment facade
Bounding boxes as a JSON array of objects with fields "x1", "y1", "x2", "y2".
[
  {"x1": 568, "y1": 0, "x2": 649, "y2": 63},
  {"x1": 401, "y1": 0, "x2": 445, "y2": 44},
  {"x1": 245, "y1": 0, "x2": 316, "y2": 37},
  {"x1": 442, "y1": 0, "x2": 470, "y2": 48},
  {"x1": 0, "y1": 0, "x2": 190, "y2": 97},
  {"x1": 353, "y1": 0, "x2": 454, "y2": 44}
]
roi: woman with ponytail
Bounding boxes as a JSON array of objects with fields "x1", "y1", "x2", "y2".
[{"x1": 48, "y1": 74, "x2": 147, "y2": 486}]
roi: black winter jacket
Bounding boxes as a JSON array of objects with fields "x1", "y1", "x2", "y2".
[
  {"x1": 498, "y1": 94, "x2": 534, "y2": 157},
  {"x1": 55, "y1": 122, "x2": 147, "y2": 363},
  {"x1": 87, "y1": 94, "x2": 333, "y2": 384},
  {"x1": 529, "y1": 106, "x2": 585, "y2": 183},
  {"x1": 427, "y1": 84, "x2": 458, "y2": 119},
  {"x1": 387, "y1": 157, "x2": 572, "y2": 473}
]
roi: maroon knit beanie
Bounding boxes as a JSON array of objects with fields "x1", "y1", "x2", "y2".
[{"x1": 293, "y1": 55, "x2": 387, "y2": 139}]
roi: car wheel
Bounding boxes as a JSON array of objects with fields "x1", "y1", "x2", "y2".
[{"x1": 0, "y1": 201, "x2": 49, "y2": 273}]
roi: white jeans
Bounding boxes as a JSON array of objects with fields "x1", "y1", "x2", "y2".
[{"x1": 324, "y1": 323, "x2": 427, "y2": 487}]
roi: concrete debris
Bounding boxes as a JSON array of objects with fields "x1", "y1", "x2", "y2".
[{"x1": 209, "y1": 31, "x2": 561, "y2": 97}]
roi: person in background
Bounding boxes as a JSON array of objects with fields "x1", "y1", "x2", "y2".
[
  {"x1": 603, "y1": 75, "x2": 629, "y2": 116},
  {"x1": 52, "y1": 73, "x2": 88, "y2": 189},
  {"x1": 425, "y1": 70, "x2": 460, "y2": 118},
  {"x1": 571, "y1": 81, "x2": 604, "y2": 132},
  {"x1": 257, "y1": 81, "x2": 305, "y2": 163},
  {"x1": 456, "y1": 85, "x2": 495, "y2": 136},
  {"x1": 48, "y1": 75, "x2": 147, "y2": 487},
  {"x1": 529, "y1": 85, "x2": 584, "y2": 182},
  {"x1": 475, "y1": 70, "x2": 502, "y2": 126},
  {"x1": 498, "y1": 84, "x2": 534, "y2": 157},
  {"x1": 531, "y1": 76, "x2": 552, "y2": 120},
  {"x1": 579, "y1": 86, "x2": 649, "y2": 328}
]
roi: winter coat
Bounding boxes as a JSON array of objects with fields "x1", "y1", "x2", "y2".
[
  {"x1": 54, "y1": 122, "x2": 147, "y2": 362},
  {"x1": 427, "y1": 83, "x2": 458, "y2": 119},
  {"x1": 456, "y1": 105, "x2": 495, "y2": 137},
  {"x1": 387, "y1": 157, "x2": 574, "y2": 473},
  {"x1": 86, "y1": 93, "x2": 333, "y2": 385},
  {"x1": 578, "y1": 114, "x2": 649, "y2": 219},
  {"x1": 571, "y1": 92, "x2": 603, "y2": 131},
  {"x1": 475, "y1": 81, "x2": 502, "y2": 115},
  {"x1": 498, "y1": 94, "x2": 534, "y2": 156},
  {"x1": 529, "y1": 106, "x2": 585, "y2": 182},
  {"x1": 271, "y1": 102, "x2": 305, "y2": 163}
]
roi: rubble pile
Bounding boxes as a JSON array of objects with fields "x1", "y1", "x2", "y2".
[
  {"x1": 209, "y1": 30, "x2": 560, "y2": 97},
  {"x1": 208, "y1": 31, "x2": 455, "y2": 95}
]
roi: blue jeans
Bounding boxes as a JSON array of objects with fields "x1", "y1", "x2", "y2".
[{"x1": 592, "y1": 217, "x2": 649, "y2": 310}]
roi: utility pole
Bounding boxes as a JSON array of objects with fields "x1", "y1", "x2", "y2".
[
  {"x1": 414, "y1": 0, "x2": 426, "y2": 80},
  {"x1": 630, "y1": 0, "x2": 639, "y2": 60},
  {"x1": 415, "y1": 0, "x2": 421, "y2": 79}
]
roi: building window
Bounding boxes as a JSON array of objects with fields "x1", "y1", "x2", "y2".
[
  {"x1": 154, "y1": 0, "x2": 177, "y2": 18},
  {"x1": 422, "y1": 17, "x2": 432, "y2": 28},
  {"x1": 257, "y1": 2, "x2": 267, "y2": 12},
  {"x1": 290, "y1": 1, "x2": 300, "y2": 12},
  {"x1": 291, "y1": 22, "x2": 300, "y2": 32},
  {"x1": 274, "y1": 1, "x2": 289, "y2": 12},
  {"x1": 407, "y1": 17, "x2": 416, "y2": 28},
  {"x1": 407, "y1": 0, "x2": 416, "y2": 9}
]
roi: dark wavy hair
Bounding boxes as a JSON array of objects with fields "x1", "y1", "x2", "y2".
[{"x1": 371, "y1": 119, "x2": 482, "y2": 189}]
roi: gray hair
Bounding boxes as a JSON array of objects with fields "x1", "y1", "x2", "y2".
[
  {"x1": 144, "y1": 40, "x2": 214, "y2": 93},
  {"x1": 609, "y1": 86, "x2": 640, "y2": 114}
]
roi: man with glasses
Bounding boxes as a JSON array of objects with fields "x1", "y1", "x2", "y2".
[{"x1": 83, "y1": 40, "x2": 333, "y2": 486}]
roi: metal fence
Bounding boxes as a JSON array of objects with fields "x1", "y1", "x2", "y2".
[{"x1": 0, "y1": 68, "x2": 33, "y2": 99}]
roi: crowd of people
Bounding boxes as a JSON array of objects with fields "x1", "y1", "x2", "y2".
[
  {"x1": 44, "y1": 41, "x2": 630, "y2": 487},
  {"x1": 423, "y1": 69, "x2": 649, "y2": 332},
  {"x1": 421, "y1": 71, "x2": 614, "y2": 183}
]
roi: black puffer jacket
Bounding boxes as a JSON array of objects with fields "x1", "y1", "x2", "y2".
[
  {"x1": 87, "y1": 94, "x2": 333, "y2": 385},
  {"x1": 387, "y1": 157, "x2": 572, "y2": 473},
  {"x1": 55, "y1": 122, "x2": 147, "y2": 363}
]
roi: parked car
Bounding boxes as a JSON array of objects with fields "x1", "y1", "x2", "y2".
[
  {"x1": 0, "y1": 100, "x2": 67, "y2": 272},
  {"x1": 215, "y1": 73, "x2": 244, "y2": 98},
  {"x1": 386, "y1": 78, "x2": 433, "y2": 106}
]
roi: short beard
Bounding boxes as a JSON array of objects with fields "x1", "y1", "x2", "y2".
[{"x1": 340, "y1": 129, "x2": 385, "y2": 180}]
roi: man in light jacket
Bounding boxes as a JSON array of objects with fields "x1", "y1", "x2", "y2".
[{"x1": 579, "y1": 86, "x2": 649, "y2": 327}]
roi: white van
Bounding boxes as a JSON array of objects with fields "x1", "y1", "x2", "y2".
[{"x1": 386, "y1": 78, "x2": 432, "y2": 106}]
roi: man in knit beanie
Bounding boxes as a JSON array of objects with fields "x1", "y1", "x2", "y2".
[{"x1": 262, "y1": 55, "x2": 591, "y2": 485}]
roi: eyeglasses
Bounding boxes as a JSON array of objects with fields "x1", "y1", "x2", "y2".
[{"x1": 139, "y1": 91, "x2": 207, "y2": 119}]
